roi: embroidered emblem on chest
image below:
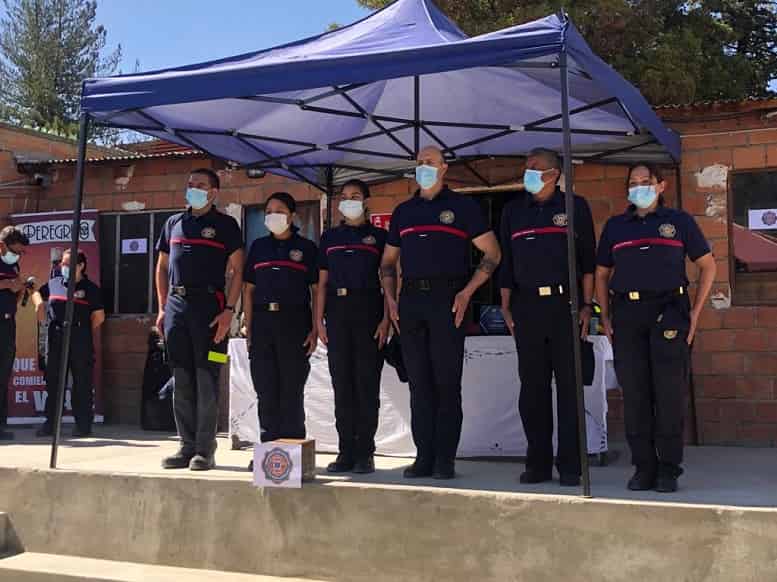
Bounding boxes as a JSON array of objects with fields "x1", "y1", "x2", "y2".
[
  {"x1": 439, "y1": 210, "x2": 455, "y2": 225},
  {"x1": 362, "y1": 235, "x2": 377, "y2": 245},
  {"x1": 74, "y1": 290, "x2": 86, "y2": 299},
  {"x1": 658, "y1": 223, "x2": 677, "y2": 238},
  {"x1": 289, "y1": 249, "x2": 304, "y2": 262},
  {"x1": 201, "y1": 227, "x2": 217, "y2": 239},
  {"x1": 553, "y1": 213, "x2": 568, "y2": 227}
]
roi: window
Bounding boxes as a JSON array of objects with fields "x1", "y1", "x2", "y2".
[
  {"x1": 730, "y1": 169, "x2": 777, "y2": 305},
  {"x1": 99, "y1": 210, "x2": 178, "y2": 315},
  {"x1": 244, "y1": 201, "x2": 321, "y2": 248}
]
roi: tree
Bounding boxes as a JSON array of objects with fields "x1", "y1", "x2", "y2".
[
  {"x1": 356, "y1": 0, "x2": 777, "y2": 105},
  {"x1": 0, "y1": 0, "x2": 121, "y2": 137}
]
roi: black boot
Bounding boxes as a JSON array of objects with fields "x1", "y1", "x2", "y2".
[
  {"x1": 162, "y1": 449, "x2": 194, "y2": 469},
  {"x1": 403, "y1": 459, "x2": 434, "y2": 479},
  {"x1": 627, "y1": 470, "x2": 656, "y2": 491},
  {"x1": 189, "y1": 453, "x2": 215, "y2": 471},
  {"x1": 352, "y1": 456, "x2": 375, "y2": 474},
  {"x1": 433, "y1": 459, "x2": 455, "y2": 480},
  {"x1": 519, "y1": 468, "x2": 553, "y2": 484},
  {"x1": 327, "y1": 454, "x2": 355, "y2": 473}
]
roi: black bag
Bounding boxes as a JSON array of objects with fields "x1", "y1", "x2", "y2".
[
  {"x1": 383, "y1": 330, "x2": 408, "y2": 383},
  {"x1": 140, "y1": 329, "x2": 176, "y2": 431},
  {"x1": 580, "y1": 339, "x2": 595, "y2": 386}
]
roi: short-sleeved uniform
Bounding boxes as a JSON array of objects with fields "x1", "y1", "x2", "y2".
[
  {"x1": 156, "y1": 207, "x2": 243, "y2": 458},
  {"x1": 498, "y1": 189, "x2": 596, "y2": 478},
  {"x1": 597, "y1": 205, "x2": 711, "y2": 478},
  {"x1": 244, "y1": 232, "x2": 318, "y2": 443},
  {"x1": 0, "y1": 258, "x2": 20, "y2": 426},
  {"x1": 387, "y1": 188, "x2": 489, "y2": 473},
  {"x1": 39, "y1": 276, "x2": 103, "y2": 432},
  {"x1": 319, "y1": 223, "x2": 387, "y2": 463}
]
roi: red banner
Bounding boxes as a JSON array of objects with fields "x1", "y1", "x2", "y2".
[
  {"x1": 370, "y1": 212, "x2": 392, "y2": 231},
  {"x1": 7, "y1": 210, "x2": 103, "y2": 424}
]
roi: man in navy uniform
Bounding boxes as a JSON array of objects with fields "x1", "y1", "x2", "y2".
[
  {"x1": 0, "y1": 226, "x2": 30, "y2": 440},
  {"x1": 156, "y1": 168, "x2": 244, "y2": 471},
  {"x1": 381, "y1": 146, "x2": 501, "y2": 480},
  {"x1": 499, "y1": 148, "x2": 596, "y2": 487}
]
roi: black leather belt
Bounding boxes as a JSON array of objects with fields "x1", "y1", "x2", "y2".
[
  {"x1": 403, "y1": 278, "x2": 465, "y2": 292},
  {"x1": 615, "y1": 287, "x2": 685, "y2": 301},
  {"x1": 329, "y1": 287, "x2": 381, "y2": 298},
  {"x1": 171, "y1": 285, "x2": 218, "y2": 297}
]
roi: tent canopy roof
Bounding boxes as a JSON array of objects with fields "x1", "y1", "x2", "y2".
[{"x1": 81, "y1": 0, "x2": 679, "y2": 188}]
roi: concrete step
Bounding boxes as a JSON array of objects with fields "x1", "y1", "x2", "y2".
[{"x1": 0, "y1": 552, "x2": 327, "y2": 582}]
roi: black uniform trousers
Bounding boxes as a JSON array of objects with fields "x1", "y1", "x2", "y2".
[
  {"x1": 250, "y1": 306, "x2": 311, "y2": 443},
  {"x1": 44, "y1": 324, "x2": 95, "y2": 432},
  {"x1": 399, "y1": 285, "x2": 466, "y2": 470},
  {"x1": 612, "y1": 294, "x2": 690, "y2": 476},
  {"x1": 0, "y1": 317, "x2": 15, "y2": 426},
  {"x1": 326, "y1": 291, "x2": 384, "y2": 460},
  {"x1": 511, "y1": 292, "x2": 581, "y2": 476},
  {"x1": 164, "y1": 292, "x2": 222, "y2": 457}
]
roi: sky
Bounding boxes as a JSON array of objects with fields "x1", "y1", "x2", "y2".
[{"x1": 95, "y1": 0, "x2": 371, "y2": 74}]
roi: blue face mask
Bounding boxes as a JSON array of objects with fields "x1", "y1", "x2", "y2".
[
  {"x1": 415, "y1": 165, "x2": 439, "y2": 190},
  {"x1": 628, "y1": 185, "x2": 658, "y2": 209},
  {"x1": 185, "y1": 187, "x2": 210, "y2": 210},
  {"x1": 1, "y1": 250, "x2": 19, "y2": 265},
  {"x1": 61, "y1": 265, "x2": 70, "y2": 281},
  {"x1": 523, "y1": 169, "x2": 549, "y2": 195}
]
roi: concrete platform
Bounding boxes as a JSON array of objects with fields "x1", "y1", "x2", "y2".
[{"x1": 1, "y1": 427, "x2": 777, "y2": 582}]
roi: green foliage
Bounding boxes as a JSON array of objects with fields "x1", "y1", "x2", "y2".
[{"x1": 356, "y1": 0, "x2": 777, "y2": 105}]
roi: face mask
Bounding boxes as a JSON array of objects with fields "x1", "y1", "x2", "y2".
[
  {"x1": 339, "y1": 200, "x2": 364, "y2": 220},
  {"x1": 265, "y1": 213, "x2": 289, "y2": 235},
  {"x1": 415, "y1": 165, "x2": 439, "y2": 190},
  {"x1": 61, "y1": 265, "x2": 70, "y2": 281},
  {"x1": 523, "y1": 169, "x2": 549, "y2": 195},
  {"x1": 185, "y1": 187, "x2": 210, "y2": 210},
  {"x1": 1, "y1": 250, "x2": 19, "y2": 265},
  {"x1": 628, "y1": 185, "x2": 658, "y2": 209}
]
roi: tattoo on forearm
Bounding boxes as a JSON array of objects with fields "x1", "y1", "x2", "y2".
[
  {"x1": 381, "y1": 265, "x2": 398, "y2": 279},
  {"x1": 477, "y1": 257, "x2": 498, "y2": 275}
]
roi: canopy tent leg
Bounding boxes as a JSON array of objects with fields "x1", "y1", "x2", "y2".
[
  {"x1": 559, "y1": 51, "x2": 592, "y2": 498},
  {"x1": 325, "y1": 166, "x2": 335, "y2": 230},
  {"x1": 49, "y1": 112, "x2": 90, "y2": 469}
]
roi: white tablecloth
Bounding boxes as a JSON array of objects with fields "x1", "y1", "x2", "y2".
[{"x1": 229, "y1": 335, "x2": 617, "y2": 457}]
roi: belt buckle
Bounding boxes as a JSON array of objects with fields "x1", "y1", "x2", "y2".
[
  {"x1": 558, "y1": 285, "x2": 565, "y2": 294},
  {"x1": 336, "y1": 288, "x2": 348, "y2": 297},
  {"x1": 419, "y1": 280, "x2": 431, "y2": 292},
  {"x1": 538, "y1": 286, "x2": 552, "y2": 297},
  {"x1": 628, "y1": 291, "x2": 640, "y2": 301},
  {"x1": 678, "y1": 286, "x2": 684, "y2": 295},
  {"x1": 268, "y1": 302, "x2": 280, "y2": 312},
  {"x1": 3, "y1": 313, "x2": 9, "y2": 320}
]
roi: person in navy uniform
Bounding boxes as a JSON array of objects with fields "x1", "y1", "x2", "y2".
[
  {"x1": 0, "y1": 226, "x2": 30, "y2": 440},
  {"x1": 244, "y1": 192, "x2": 318, "y2": 468},
  {"x1": 381, "y1": 146, "x2": 501, "y2": 480},
  {"x1": 316, "y1": 180, "x2": 390, "y2": 475},
  {"x1": 33, "y1": 249, "x2": 105, "y2": 437},
  {"x1": 499, "y1": 148, "x2": 596, "y2": 487},
  {"x1": 595, "y1": 164, "x2": 715, "y2": 493},
  {"x1": 156, "y1": 168, "x2": 244, "y2": 471}
]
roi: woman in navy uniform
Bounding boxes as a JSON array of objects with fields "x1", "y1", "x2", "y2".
[
  {"x1": 33, "y1": 249, "x2": 105, "y2": 437},
  {"x1": 244, "y1": 192, "x2": 318, "y2": 467},
  {"x1": 316, "y1": 179, "x2": 389, "y2": 474},
  {"x1": 595, "y1": 164, "x2": 716, "y2": 493}
]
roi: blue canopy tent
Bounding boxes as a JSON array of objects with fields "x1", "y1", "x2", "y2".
[{"x1": 51, "y1": 0, "x2": 680, "y2": 495}]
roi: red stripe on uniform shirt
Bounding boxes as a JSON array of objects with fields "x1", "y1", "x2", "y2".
[
  {"x1": 171, "y1": 237, "x2": 226, "y2": 250},
  {"x1": 399, "y1": 225, "x2": 468, "y2": 239},
  {"x1": 254, "y1": 260, "x2": 308, "y2": 273},
  {"x1": 612, "y1": 238, "x2": 684, "y2": 252},
  {"x1": 326, "y1": 244, "x2": 380, "y2": 256},
  {"x1": 511, "y1": 226, "x2": 566, "y2": 239},
  {"x1": 49, "y1": 294, "x2": 89, "y2": 306}
]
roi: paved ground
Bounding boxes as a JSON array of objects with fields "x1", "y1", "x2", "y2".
[{"x1": 1, "y1": 425, "x2": 775, "y2": 507}]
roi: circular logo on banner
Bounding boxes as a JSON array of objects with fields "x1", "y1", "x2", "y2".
[
  {"x1": 663, "y1": 329, "x2": 678, "y2": 340},
  {"x1": 659, "y1": 223, "x2": 677, "y2": 238},
  {"x1": 201, "y1": 227, "x2": 217, "y2": 239},
  {"x1": 762, "y1": 211, "x2": 777, "y2": 227},
  {"x1": 74, "y1": 290, "x2": 86, "y2": 299},
  {"x1": 262, "y1": 448, "x2": 294, "y2": 484},
  {"x1": 552, "y1": 213, "x2": 568, "y2": 227},
  {"x1": 439, "y1": 210, "x2": 455, "y2": 225},
  {"x1": 289, "y1": 249, "x2": 304, "y2": 262},
  {"x1": 362, "y1": 235, "x2": 377, "y2": 245}
]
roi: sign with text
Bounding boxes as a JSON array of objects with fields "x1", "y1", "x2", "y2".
[
  {"x1": 253, "y1": 442, "x2": 302, "y2": 489},
  {"x1": 748, "y1": 209, "x2": 777, "y2": 230},
  {"x1": 370, "y1": 212, "x2": 392, "y2": 231}
]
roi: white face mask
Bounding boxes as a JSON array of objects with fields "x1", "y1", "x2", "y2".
[
  {"x1": 265, "y1": 212, "x2": 289, "y2": 235},
  {"x1": 339, "y1": 199, "x2": 364, "y2": 220}
]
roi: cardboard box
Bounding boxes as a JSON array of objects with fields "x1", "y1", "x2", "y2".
[{"x1": 277, "y1": 438, "x2": 316, "y2": 482}]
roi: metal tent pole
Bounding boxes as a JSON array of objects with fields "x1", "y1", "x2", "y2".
[
  {"x1": 559, "y1": 50, "x2": 592, "y2": 498},
  {"x1": 325, "y1": 165, "x2": 334, "y2": 230},
  {"x1": 49, "y1": 112, "x2": 90, "y2": 469}
]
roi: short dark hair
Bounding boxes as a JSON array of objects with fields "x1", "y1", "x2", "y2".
[
  {"x1": 191, "y1": 168, "x2": 220, "y2": 190},
  {"x1": 63, "y1": 248, "x2": 88, "y2": 273},
  {"x1": 0, "y1": 225, "x2": 30, "y2": 247},
  {"x1": 341, "y1": 179, "x2": 370, "y2": 199},
  {"x1": 627, "y1": 163, "x2": 667, "y2": 206},
  {"x1": 266, "y1": 191, "x2": 297, "y2": 213},
  {"x1": 528, "y1": 148, "x2": 561, "y2": 170}
]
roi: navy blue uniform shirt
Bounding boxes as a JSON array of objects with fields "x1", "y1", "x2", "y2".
[
  {"x1": 387, "y1": 187, "x2": 489, "y2": 279},
  {"x1": 244, "y1": 232, "x2": 319, "y2": 306},
  {"x1": 499, "y1": 189, "x2": 596, "y2": 290},
  {"x1": 0, "y1": 259, "x2": 19, "y2": 316},
  {"x1": 319, "y1": 222, "x2": 386, "y2": 291},
  {"x1": 156, "y1": 208, "x2": 243, "y2": 290},
  {"x1": 597, "y1": 205, "x2": 711, "y2": 292},
  {"x1": 40, "y1": 276, "x2": 103, "y2": 327}
]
